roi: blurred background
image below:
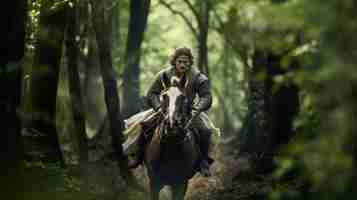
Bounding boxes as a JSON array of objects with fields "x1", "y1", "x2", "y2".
[{"x1": 1, "y1": 0, "x2": 357, "y2": 199}]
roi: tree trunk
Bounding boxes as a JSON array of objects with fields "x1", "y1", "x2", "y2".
[
  {"x1": 90, "y1": 0, "x2": 130, "y2": 181},
  {"x1": 65, "y1": 2, "x2": 88, "y2": 169},
  {"x1": 239, "y1": 50, "x2": 270, "y2": 160},
  {"x1": 266, "y1": 53, "x2": 299, "y2": 151},
  {"x1": 83, "y1": 24, "x2": 108, "y2": 139},
  {"x1": 26, "y1": 2, "x2": 66, "y2": 163},
  {"x1": 221, "y1": 41, "x2": 234, "y2": 133},
  {"x1": 238, "y1": 49, "x2": 300, "y2": 173},
  {"x1": 197, "y1": 0, "x2": 210, "y2": 76},
  {"x1": 0, "y1": 0, "x2": 26, "y2": 197},
  {"x1": 122, "y1": 0, "x2": 151, "y2": 118},
  {"x1": 111, "y1": 1, "x2": 120, "y2": 55}
]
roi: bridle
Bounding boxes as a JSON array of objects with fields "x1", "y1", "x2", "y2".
[{"x1": 158, "y1": 86, "x2": 193, "y2": 144}]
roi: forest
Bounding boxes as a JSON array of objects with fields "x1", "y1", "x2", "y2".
[{"x1": 1, "y1": 0, "x2": 357, "y2": 199}]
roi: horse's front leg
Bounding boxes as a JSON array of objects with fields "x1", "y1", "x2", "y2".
[
  {"x1": 149, "y1": 179, "x2": 161, "y2": 200},
  {"x1": 171, "y1": 182, "x2": 188, "y2": 200}
]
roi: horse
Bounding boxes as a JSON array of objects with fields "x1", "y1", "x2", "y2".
[{"x1": 143, "y1": 81, "x2": 200, "y2": 200}]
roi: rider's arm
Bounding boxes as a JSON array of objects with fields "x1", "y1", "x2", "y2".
[
  {"x1": 195, "y1": 73, "x2": 212, "y2": 112},
  {"x1": 146, "y1": 71, "x2": 165, "y2": 111}
]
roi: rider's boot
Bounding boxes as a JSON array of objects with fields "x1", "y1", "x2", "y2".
[
  {"x1": 128, "y1": 133, "x2": 146, "y2": 169},
  {"x1": 198, "y1": 130, "x2": 212, "y2": 177}
]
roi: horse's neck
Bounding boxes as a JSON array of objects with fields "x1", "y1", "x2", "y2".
[{"x1": 159, "y1": 125, "x2": 190, "y2": 153}]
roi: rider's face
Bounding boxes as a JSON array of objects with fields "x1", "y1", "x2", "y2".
[{"x1": 175, "y1": 55, "x2": 190, "y2": 74}]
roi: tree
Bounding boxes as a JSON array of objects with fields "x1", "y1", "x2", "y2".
[
  {"x1": 65, "y1": 1, "x2": 88, "y2": 170},
  {"x1": 27, "y1": 0, "x2": 67, "y2": 163},
  {"x1": 0, "y1": 0, "x2": 26, "y2": 198},
  {"x1": 238, "y1": 49, "x2": 300, "y2": 172},
  {"x1": 122, "y1": 0, "x2": 151, "y2": 118},
  {"x1": 90, "y1": 0, "x2": 130, "y2": 182},
  {"x1": 159, "y1": 0, "x2": 210, "y2": 76},
  {"x1": 197, "y1": 0, "x2": 210, "y2": 76},
  {"x1": 210, "y1": 1, "x2": 303, "y2": 172}
]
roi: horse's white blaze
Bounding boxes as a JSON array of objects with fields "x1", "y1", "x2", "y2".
[{"x1": 165, "y1": 87, "x2": 182, "y2": 127}]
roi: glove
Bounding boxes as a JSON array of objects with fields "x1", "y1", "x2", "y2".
[
  {"x1": 152, "y1": 97, "x2": 161, "y2": 111},
  {"x1": 154, "y1": 103, "x2": 161, "y2": 112},
  {"x1": 185, "y1": 110, "x2": 201, "y2": 129}
]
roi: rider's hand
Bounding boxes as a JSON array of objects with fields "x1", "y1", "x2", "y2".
[
  {"x1": 154, "y1": 104, "x2": 161, "y2": 112},
  {"x1": 191, "y1": 106, "x2": 201, "y2": 116}
]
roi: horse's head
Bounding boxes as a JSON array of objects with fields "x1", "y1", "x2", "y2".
[{"x1": 160, "y1": 76, "x2": 190, "y2": 131}]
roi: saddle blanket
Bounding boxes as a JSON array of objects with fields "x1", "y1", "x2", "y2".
[{"x1": 122, "y1": 109, "x2": 221, "y2": 154}]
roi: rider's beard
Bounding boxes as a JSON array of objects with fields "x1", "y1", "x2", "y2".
[
  {"x1": 176, "y1": 65, "x2": 189, "y2": 75},
  {"x1": 179, "y1": 66, "x2": 187, "y2": 73}
]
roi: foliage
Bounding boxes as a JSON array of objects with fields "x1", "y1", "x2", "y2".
[
  {"x1": 21, "y1": 161, "x2": 85, "y2": 199},
  {"x1": 21, "y1": 0, "x2": 357, "y2": 199},
  {"x1": 265, "y1": 0, "x2": 357, "y2": 199}
]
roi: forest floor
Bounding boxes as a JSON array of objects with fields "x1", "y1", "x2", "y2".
[
  {"x1": 184, "y1": 144, "x2": 305, "y2": 200},
  {"x1": 18, "y1": 141, "x2": 304, "y2": 200},
  {"x1": 128, "y1": 142, "x2": 303, "y2": 200}
]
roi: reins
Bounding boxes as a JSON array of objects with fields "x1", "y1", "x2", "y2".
[
  {"x1": 155, "y1": 74, "x2": 195, "y2": 145},
  {"x1": 156, "y1": 115, "x2": 192, "y2": 145}
]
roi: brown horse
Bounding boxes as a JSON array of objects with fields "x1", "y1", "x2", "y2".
[{"x1": 144, "y1": 83, "x2": 200, "y2": 200}]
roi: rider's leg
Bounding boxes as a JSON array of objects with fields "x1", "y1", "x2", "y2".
[
  {"x1": 198, "y1": 128, "x2": 212, "y2": 177},
  {"x1": 190, "y1": 114, "x2": 212, "y2": 177},
  {"x1": 128, "y1": 132, "x2": 146, "y2": 169},
  {"x1": 128, "y1": 112, "x2": 163, "y2": 169}
]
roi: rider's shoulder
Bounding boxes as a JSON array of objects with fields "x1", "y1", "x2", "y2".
[
  {"x1": 194, "y1": 69, "x2": 209, "y2": 84},
  {"x1": 152, "y1": 67, "x2": 170, "y2": 81},
  {"x1": 198, "y1": 72, "x2": 209, "y2": 81},
  {"x1": 156, "y1": 66, "x2": 172, "y2": 77}
]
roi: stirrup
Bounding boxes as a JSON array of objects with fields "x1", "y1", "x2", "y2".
[{"x1": 199, "y1": 160, "x2": 211, "y2": 177}]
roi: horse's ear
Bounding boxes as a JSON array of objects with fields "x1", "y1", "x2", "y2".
[{"x1": 171, "y1": 76, "x2": 180, "y2": 87}]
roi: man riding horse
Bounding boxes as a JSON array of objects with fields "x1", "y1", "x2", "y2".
[{"x1": 128, "y1": 47, "x2": 213, "y2": 177}]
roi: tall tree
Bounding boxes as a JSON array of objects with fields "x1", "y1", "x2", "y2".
[
  {"x1": 210, "y1": 2, "x2": 302, "y2": 171},
  {"x1": 238, "y1": 48, "x2": 300, "y2": 173},
  {"x1": 65, "y1": 1, "x2": 88, "y2": 169},
  {"x1": 122, "y1": 0, "x2": 151, "y2": 118},
  {"x1": 90, "y1": 0, "x2": 131, "y2": 181},
  {"x1": 0, "y1": 0, "x2": 26, "y2": 198},
  {"x1": 159, "y1": 0, "x2": 210, "y2": 76},
  {"x1": 111, "y1": 0, "x2": 121, "y2": 55},
  {"x1": 238, "y1": 49, "x2": 271, "y2": 165},
  {"x1": 197, "y1": 0, "x2": 210, "y2": 76},
  {"x1": 27, "y1": 1, "x2": 67, "y2": 163}
]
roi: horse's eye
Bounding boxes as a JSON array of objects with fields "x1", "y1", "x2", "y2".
[{"x1": 162, "y1": 93, "x2": 168, "y2": 101}]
